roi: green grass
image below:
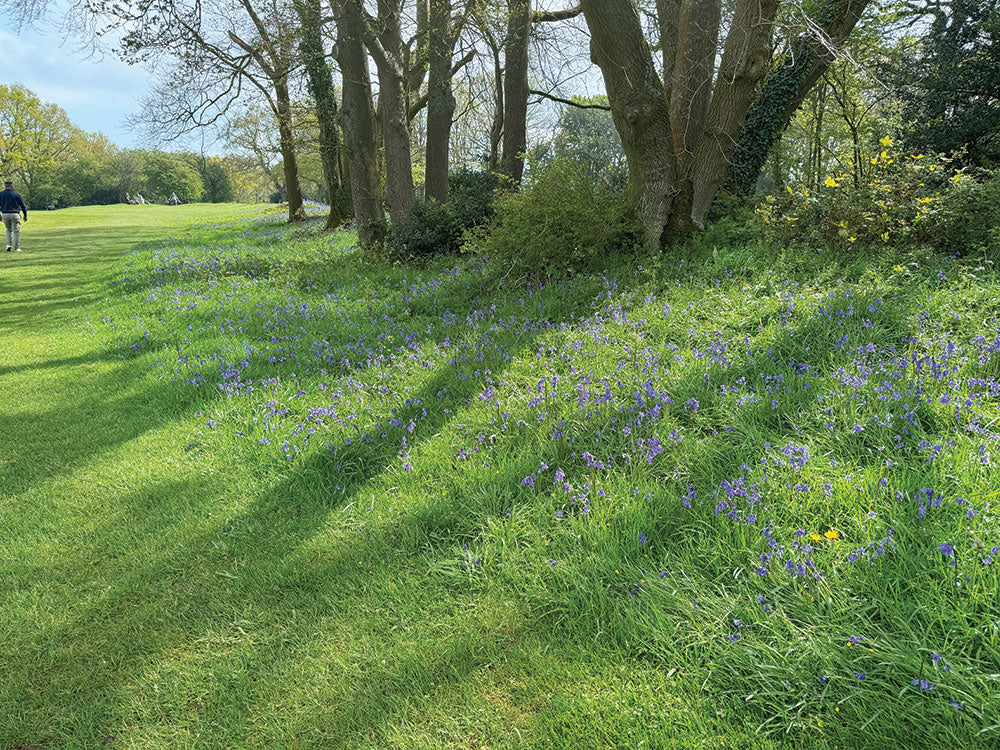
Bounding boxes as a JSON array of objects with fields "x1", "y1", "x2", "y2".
[{"x1": 1, "y1": 205, "x2": 998, "y2": 748}]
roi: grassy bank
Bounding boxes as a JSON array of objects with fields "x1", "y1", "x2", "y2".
[{"x1": 2, "y1": 205, "x2": 998, "y2": 748}]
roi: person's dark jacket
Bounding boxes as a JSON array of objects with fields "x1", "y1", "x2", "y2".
[{"x1": 0, "y1": 188, "x2": 27, "y2": 217}]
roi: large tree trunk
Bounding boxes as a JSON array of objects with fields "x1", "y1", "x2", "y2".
[
  {"x1": 296, "y1": 0, "x2": 344, "y2": 231},
  {"x1": 727, "y1": 0, "x2": 871, "y2": 196},
  {"x1": 583, "y1": 0, "x2": 780, "y2": 245},
  {"x1": 336, "y1": 0, "x2": 387, "y2": 246},
  {"x1": 275, "y1": 79, "x2": 307, "y2": 222},
  {"x1": 366, "y1": 0, "x2": 414, "y2": 228},
  {"x1": 688, "y1": 0, "x2": 779, "y2": 227},
  {"x1": 425, "y1": 0, "x2": 456, "y2": 203},
  {"x1": 581, "y1": 0, "x2": 678, "y2": 250},
  {"x1": 670, "y1": 0, "x2": 720, "y2": 175},
  {"x1": 502, "y1": 0, "x2": 531, "y2": 183}
]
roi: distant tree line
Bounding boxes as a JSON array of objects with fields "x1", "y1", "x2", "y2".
[{"x1": 0, "y1": 84, "x2": 265, "y2": 209}]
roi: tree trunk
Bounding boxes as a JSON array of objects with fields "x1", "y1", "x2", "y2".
[
  {"x1": 502, "y1": 0, "x2": 531, "y2": 183},
  {"x1": 275, "y1": 79, "x2": 307, "y2": 222},
  {"x1": 407, "y1": 0, "x2": 431, "y2": 116},
  {"x1": 296, "y1": 0, "x2": 344, "y2": 230},
  {"x1": 727, "y1": 0, "x2": 871, "y2": 196},
  {"x1": 425, "y1": 0, "x2": 456, "y2": 203},
  {"x1": 336, "y1": 0, "x2": 387, "y2": 246},
  {"x1": 812, "y1": 83, "x2": 827, "y2": 191},
  {"x1": 688, "y1": 0, "x2": 779, "y2": 227},
  {"x1": 488, "y1": 42, "x2": 504, "y2": 172},
  {"x1": 656, "y1": 0, "x2": 682, "y2": 92},
  {"x1": 670, "y1": 0, "x2": 720, "y2": 175},
  {"x1": 581, "y1": 0, "x2": 678, "y2": 250},
  {"x1": 368, "y1": 0, "x2": 414, "y2": 227}
]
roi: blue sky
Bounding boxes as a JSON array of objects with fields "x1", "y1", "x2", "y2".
[{"x1": 0, "y1": 23, "x2": 153, "y2": 147}]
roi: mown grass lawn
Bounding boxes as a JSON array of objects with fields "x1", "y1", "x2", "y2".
[{"x1": 1, "y1": 205, "x2": 998, "y2": 748}]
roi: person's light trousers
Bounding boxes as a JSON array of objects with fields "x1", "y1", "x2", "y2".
[{"x1": 3, "y1": 213, "x2": 21, "y2": 250}]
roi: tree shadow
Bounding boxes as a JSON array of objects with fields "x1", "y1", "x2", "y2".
[{"x1": 0, "y1": 329, "x2": 547, "y2": 746}]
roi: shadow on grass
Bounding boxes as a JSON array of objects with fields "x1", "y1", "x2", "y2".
[
  {"x1": 0, "y1": 336, "x2": 545, "y2": 746},
  {"x1": 0, "y1": 353, "x2": 219, "y2": 500}
]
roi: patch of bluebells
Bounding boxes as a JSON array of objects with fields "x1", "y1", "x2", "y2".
[{"x1": 91, "y1": 216, "x2": 1000, "y2": 721}]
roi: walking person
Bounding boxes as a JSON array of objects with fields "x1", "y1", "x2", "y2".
[{"x1": 1, "y1": 180, "x2": 27, "y2": 253}]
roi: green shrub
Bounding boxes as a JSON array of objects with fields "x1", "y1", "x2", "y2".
[
  {"x1": 449, "y1": 168, "x2": 505, "y2": 229},
  {"x1": 936, "y1": 170, "x2": 1000, "y2": 252},
  {"x1": 468, "y1": 159, "x2": 638, "y2": 273},
  {"x1": 391, "y1": 199, "x2": 462, "y2": 259},
  {"x1": 391, "y1": 169, "x2": 505, "y2": 260}
]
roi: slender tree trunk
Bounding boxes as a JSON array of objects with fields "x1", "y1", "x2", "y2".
[
  {"x1": 812, "y1": 83, "x2": 827, "y2": 191},
  {"x1": 336, "y1": 0, "x2": 387, "y2": 246},
  {"x1": 296, "y1": 0, "x2": 344, "y2": 230},
  {"x1": 581, "y1": 0, "x2": 678, "y2": 250},
  {"x1": 769, "y1": 137, "x2": 784, "y2": 192},
  {"x1": 425, "y1": 0, "x2": 456, "y2": 203},
  {"x1": 489, "y1": 43, "x2": 504, "y2": 172},
  {"x1": 275, "y1": 79, "x2": 306, "y2": 222},
  {"x1": 502, "y1": 0, "x2": 530, "y2": 183},
  {"x1": 727, "y1": 0, "x2": 871, "y2": 195}
]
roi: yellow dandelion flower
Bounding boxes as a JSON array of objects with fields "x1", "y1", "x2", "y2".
[
  {"x1": 810, "y1": 534, "x2": 822, "y2": 542},
  {"x1": 824, "y1": 529, "x2": 840, "y2": 540}
]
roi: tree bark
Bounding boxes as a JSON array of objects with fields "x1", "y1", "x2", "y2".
[
  {"x1": 425, "y1": 0, "x2": 456, "y2": 203},
  {"x1": 670, "y1": 0, "x2": 720, "y2": 174},
  {"x1": 727, "y1": 0, "x2": 871, "y2": 195},
  {"x1": 363, "y1": 0, "x2": 414, "y2": 228},
  {"x1": 656, "y1": 0, "x2": 682, "y2": 99},
  {"x1": 688, "y1": 0, "x2": 779, "y2": 227},
  {"x1": 275, "y1": 78, "x2": 307, "y2": 222},
  {"x1": 336, "y1": 0, "x2": 387, "y2": 246},
  {"x1": 406, "y1": 0, "x2": 431, "y2": 116},
  {"x1": 502, "y1": 0, "x2": 531, "y2": 183},
  {"x1": 581, "y1": 0, "x2": 678, "y2": 250},
  {"x1": 488, "y1": 41, "x2": 504, "y2": 172},
  {"x1": 295, "y1": 0, "x2": 344, "y2": 230}
]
